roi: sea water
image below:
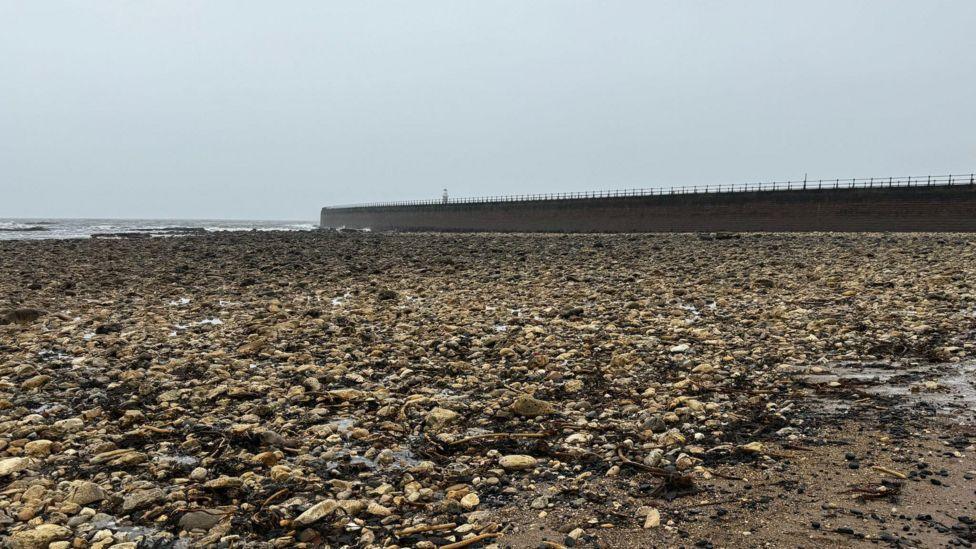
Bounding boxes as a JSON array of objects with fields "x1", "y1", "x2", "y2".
[{"x1": 0, "y1": 218, "x2": 317, "y2": 240}]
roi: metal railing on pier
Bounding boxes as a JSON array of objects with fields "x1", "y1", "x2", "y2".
[{"x1": 330, "y1": 173, "x2": 976, "y2": 209}]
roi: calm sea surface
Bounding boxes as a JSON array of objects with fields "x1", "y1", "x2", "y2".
[{"x1": 0, "y1": 218, "x2": 317, "y2": 240}]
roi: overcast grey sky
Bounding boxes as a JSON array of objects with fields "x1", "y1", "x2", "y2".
[{"x1": 2, "y1": 1, "x2": 974, "y2": 220}]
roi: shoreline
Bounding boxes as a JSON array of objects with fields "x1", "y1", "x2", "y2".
[{"x1": 0, "y1": 219, "x2": 317, "y2": 241}]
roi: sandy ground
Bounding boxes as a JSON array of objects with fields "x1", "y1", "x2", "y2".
[
  {"x1": 1, "y1": 232, "x2": 974, "y2": 548},
  {"x1": 498, "y1": 361, "x2": 976, "y2": 548}
]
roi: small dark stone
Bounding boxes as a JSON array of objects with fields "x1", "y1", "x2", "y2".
[
  {"x1": 559, "y1": 306, "x2": 584, "y2": 318},
  {"x1": 95, "y1": 323, "x2": 123, "y2": 335}
]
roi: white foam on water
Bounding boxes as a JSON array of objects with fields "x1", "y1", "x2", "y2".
[{"x1": 0, "y1": 218, "x2": 317, "y2": 240}]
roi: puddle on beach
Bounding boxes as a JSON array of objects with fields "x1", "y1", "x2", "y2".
[
  {"x1": 37, "y1": 349, "x2": 72, "y2": 362},
  {"x1": 347, "y1": 450, "x2": 420, "y2": 470},
  {"x1": 31, "y1": 403, "x2": 62, "y2": 414},
  {"x1": 197, "y1": 318, "x2": 223, "y2": 325},
  {"x1": 795, "y1": 360, "x2": 976, "y2": 423},
  {"x1": 169, "y1": 318, "x2": 225, "y2": 336},
  {"x1": 313, "y1": 417, "x2": 421, "y2": 471},
  {"x1": 327, "y1": 417, "x2": 357, "y2": 432},
  {"x1": 83, "y1": 518, "x2": 188, "y2": 547},
  {"x1": 154, "y1": 453, "x2": 200, "y2": 469}
]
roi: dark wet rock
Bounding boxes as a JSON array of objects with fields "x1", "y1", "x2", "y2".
[
  {"x1": 377, "y1": 288, "x2": 398, "y2": 300},
  {"x1": 94, "y1": 322, "x2": 124, "y2": 335},
  {"x1": 179, "y1": 508, "x2": 232, "y2": 530},
  {"x1": 0, "y1": 308, "x2": 46, "y2": 325}
]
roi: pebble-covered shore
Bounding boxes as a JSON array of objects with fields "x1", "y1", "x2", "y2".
[{"x1": 1, "y1": 232, "x2": 975, "y2": 548}]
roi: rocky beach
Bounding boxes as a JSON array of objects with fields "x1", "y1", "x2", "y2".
[{"x1": 1, "y1": 231, "x2": 975, "y2": 548}]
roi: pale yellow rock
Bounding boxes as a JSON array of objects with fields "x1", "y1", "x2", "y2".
[
  {"x1": 53, "y1": 417, "x2": 84, "y2": 432},
  {"x1": 329, "y1": 388, "x2": 364, "y2": 401},
  {"x1": 269, "y1": 465, "x2": 292, "y2": 482},
  {"x1": 460, "y1": 492, "x2": 480, "y2": 510},
  {"x1": 0, "y1": 457, "x2": 30, "y2": 477},
  {"x1": 499, "y1": 454, "x2": 537, "y2": 470},
  {"x1": 66, "y1": 480, "x2": 107, "y2": 505},
  {"x1": 7, "y1": 524, "x2": 72, "y2": 549},
  {"x1": 294, "y1": 499, "x2": 339, "y2": 525},
  {"x1": 564, "y1": 379, "x2": 584, "y2": 393},
  {"x1": 24, "y1": 440, "x2": 54, "y2": 457},
  {"x1": 739, "y1": 441, "x2": 764, "y2": 454},
  {"x1": 510, "y1": 394, "x2": 554, "y2": 417},
  {"x1": 21, "y1": 375, "x2": 51, "y2": 389},
  {"x1": 426, "y1": 407, "x2": 460, "y2": 430},
  {"x1": 366, "y1": 501, "x2": 392, "y2": 516},
  {"x1": 339, "y1": 499, "x2": 366, "y2": 516},
  {"x1": 643, "y1": 508, "x2": 661, "y2": 529},
  {"x1": 252, "y1": 451, "x2": 278, "y2": 466}
]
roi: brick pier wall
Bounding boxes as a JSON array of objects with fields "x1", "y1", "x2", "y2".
[{"x1": 320, "y1": 185, "x2": 976, "y2": 232}]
